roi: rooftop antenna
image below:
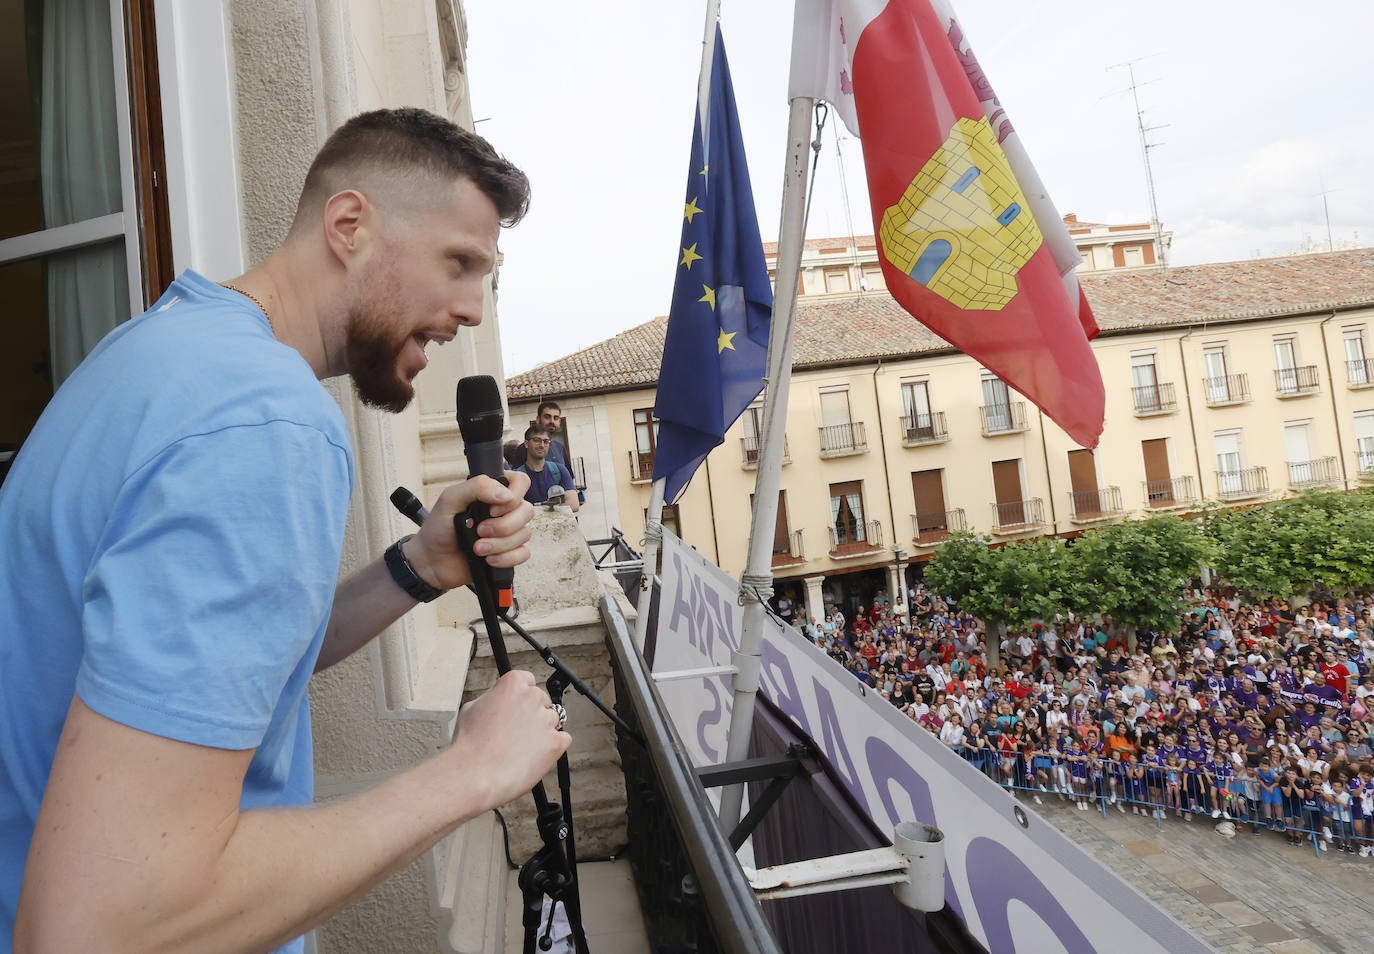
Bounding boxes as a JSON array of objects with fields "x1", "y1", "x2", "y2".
[
  {"x1": 1108, "y1": 56, "x2": 1168, "y2": 270},
  {"x1": 1317, "y1": 189, "x2": 1342, "y2": 251}
]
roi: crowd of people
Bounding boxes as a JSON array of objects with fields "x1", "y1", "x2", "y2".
[{"x1": 799, "y1": 583, "x2": 1374, "y2": 855}]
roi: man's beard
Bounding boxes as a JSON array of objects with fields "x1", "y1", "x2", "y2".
[{"x1": 345, "y1": 304, "x2": 415, "y2": 414}]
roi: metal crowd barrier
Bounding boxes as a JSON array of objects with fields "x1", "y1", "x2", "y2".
[{"x1": 946, "y1": 743, "x2": 1367, "y2": 860}]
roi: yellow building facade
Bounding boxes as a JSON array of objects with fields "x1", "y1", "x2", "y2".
[{"x1": 508, "y1": 246, "x2": 1374, "y2": 624}]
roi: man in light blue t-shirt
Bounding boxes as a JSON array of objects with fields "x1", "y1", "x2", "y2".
[{"x1": 0, "y1": 109, "x2": 570, "y2": 953}]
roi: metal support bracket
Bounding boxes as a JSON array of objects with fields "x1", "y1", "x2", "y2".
[
  {"x1": 744, "y1": 846, "x2": 909, "y2": 900},
  {"x1": 696, "y1": 746, "x2": 811, "y2": 850}
]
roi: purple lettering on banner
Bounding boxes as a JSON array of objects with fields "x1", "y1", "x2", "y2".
[
  {"x1": 810, "y1": 679, "x2": 870, "y2": 817},
  {"x1": 702, "y1": 581, "x2": 739, "y2": 659},
  {"x1": 759, "y1": 640, "x2": 814, "y2": 738},
  {"x1": 864, "y1": 734, "x2": 964, "y2": 922},
  {"x1": 665, "y1": 551, "x2": 701, "y2": 654},
  {"x1": 696, "y1": 678, "x2": 723, "y2": 762},
  {"x1": 965, "y1": 837, "x2": 1099, "y2": 954}
]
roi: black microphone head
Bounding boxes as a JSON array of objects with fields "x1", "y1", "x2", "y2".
[{"x1": 456, "y1": 375, "x2": 505, "y2": 443}]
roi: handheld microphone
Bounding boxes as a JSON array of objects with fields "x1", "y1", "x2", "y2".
[
  {"x1": 389, "y1": 486, "x2": 429, "y2": 526},
  {"x1": 456, "y1": 375, "x2": 514, "y2": 609}
]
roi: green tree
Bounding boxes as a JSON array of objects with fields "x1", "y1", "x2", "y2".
[
  {"x1": 926, "y1": 532, "x2": 1072, "y2": 667},
  {"x1": 1065, "y1": 515, "x2": 1215, "y2": 639},
  {"x1": 1203, "y1": 489, "x2": 1374, "y2": 597}
]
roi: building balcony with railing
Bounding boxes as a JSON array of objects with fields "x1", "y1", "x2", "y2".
[
  {"x1": 899, "y1": 411, "x2": 950, "y2": 446},
  {"x1": 628, "y1": 450, "x2": 654, "y2": 484},
  {"x1": 1202, "y1": 373, "x2": 1250, "y2": 407},
  {"x1": 828, "y1": 519, "x2": 883, "y2": 557},
  {"x1": 1274, "y1": 365, "x2": 1320, "y2": 397},
  {"x1": 1358, "y1": 449, "x2": 1374, "y2": 476},
  {"x1": 1215, "y1": 465, "x2": 1268, "y2": 500},
  {"x1": 1142, "y1": 475, "x2": 1197, "y2": 510},
  {"x1": 740, "y1": 435, "x2": 791, "y2": 469},
  {"x1": 1348, "y1": 358, "x2": 1374, "y2": 388},
  {"x1": 772, "y1": 528, "x2": 806, "y2": 569},
  {"x1": 910, "y1": 508, "x2": 966, "y2": 546},
  {"x1": 980, "y1": 401, "x2": 1029, "y2": 436},
  {"x1": 1287, "y1": 456, "x2": 1340, "y2": 489},
  {"x1": 990, "y1": 498, "x2": 1046, "y2": 534},
  {"x1": 1131, "y1": 382, "x2": 1177, "y2": 416},
  {"x1": 818, "y1": 421, "x2": 867, "y2": 458},
  {"x1": 1067, "y1": 486, "x2": 1124, "y2": 523}
]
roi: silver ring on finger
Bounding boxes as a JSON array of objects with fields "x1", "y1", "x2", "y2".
[{"x1": 552, "y1": 703, "x2": 567, "y2": 732}]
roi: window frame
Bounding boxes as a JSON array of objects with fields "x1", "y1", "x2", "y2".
[{"x1": 0, "y1": 0, "x2": 146, "y2": 318}]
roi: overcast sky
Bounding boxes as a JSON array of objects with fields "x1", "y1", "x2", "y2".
[{"x1": 466, "y1": 1, "x2": 1374, "y2": 377}]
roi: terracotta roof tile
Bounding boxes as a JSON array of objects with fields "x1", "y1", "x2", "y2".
[{"x1": 506, "y1": 249, "x2": 1374, "y2": 400}]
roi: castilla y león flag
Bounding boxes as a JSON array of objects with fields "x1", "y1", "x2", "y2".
[{"x1": 791, "y1": 0, "x2": 1104, "y2": 448}]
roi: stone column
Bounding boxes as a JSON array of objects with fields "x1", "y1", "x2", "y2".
[
  {"x1": 893, "y1": 552, "x2": 910, "y2": 620},
  {"x1": 886, "y1": 563, "x2": 902, "y2": 610},
  {"x1": 804, "y1": 574, "x2": 827, "y2": 624}
]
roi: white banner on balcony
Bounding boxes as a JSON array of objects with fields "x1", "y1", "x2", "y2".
[{"x1": 653, "y1": 530, "x2": 1212, "y2": 954}]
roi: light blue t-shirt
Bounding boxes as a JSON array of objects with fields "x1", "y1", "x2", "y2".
[{"x1": 0, "y1": 270, "x2": 353, "y2": 951}]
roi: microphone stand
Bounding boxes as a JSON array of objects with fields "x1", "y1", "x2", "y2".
[{"x1": 454, "y1": 508, "x2": 592, "y2": 954}]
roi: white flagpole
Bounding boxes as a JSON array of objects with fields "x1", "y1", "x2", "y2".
[
  {"x1": 631, "y1": 478, "x2": 665, "y2": 653},
  {"x1": 633, "y1": 0, "x2": 722, "y2": 655},
  {"x1": 716, "y1": 75, "x2": 815, "y2": 833}
]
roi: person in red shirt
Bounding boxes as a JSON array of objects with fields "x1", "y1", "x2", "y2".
[
  {"x1": 1319, "y1": 650, "x2": 1349, "y2": 696},
  {"x1": 1006, "y1": 674, "x2": 1035, "y2": 701}
]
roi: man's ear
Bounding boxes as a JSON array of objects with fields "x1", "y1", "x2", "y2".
[{"x1": 321, "y1": 189, "x2": 372, "y2": 267}]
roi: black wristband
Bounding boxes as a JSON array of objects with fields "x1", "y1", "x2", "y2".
[{"x1": 385, "y1": 535, "x2": 444, "y2": 603}]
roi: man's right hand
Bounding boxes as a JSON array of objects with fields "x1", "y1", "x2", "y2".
[{"x1": 448, "y1": 670, "x2": 571, "y2": 808}]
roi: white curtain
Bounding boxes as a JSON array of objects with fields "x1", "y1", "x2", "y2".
[
  {"x1": 41, "y1": 0, "x2": 128, "y2": 387},
  {"x1": 846, "y1": 493, "x2": 864, "y2": 542}
]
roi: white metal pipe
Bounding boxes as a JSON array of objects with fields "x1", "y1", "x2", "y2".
[
  {"x1": 631, "y1": 478, "x2": 665, "y2": 653},
  {"x1": 652, "y1": 665, "x2": 740, "y2": 684},
  {"x1": 716, "y1": 91, "x2": 814, "y2": 833}
]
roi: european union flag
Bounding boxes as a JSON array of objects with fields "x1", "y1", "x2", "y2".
[{"x1": 652, "y1": 26, "x2": 773, "y2": 505}]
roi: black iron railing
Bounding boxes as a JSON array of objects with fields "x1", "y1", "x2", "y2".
[
  {"x1": 1202, "y1": 373, "x2": 1250, "y2": 406},
  {"x1": 1287, "y1": 456, "x2": 1340, "y2": 488},
  {"x1": 818, "y1": 421, "x2": 867, "y2": 456},
  {"x1": 1068, "y1": 486, "x2": 1124, "y2": 521},
  {"x1": 1348, "y1": 358, "x2": 1374, "y2": 387},
  {"x1": 911, "y1": 508, "x2": 965, "y2": 544},
  {"x1": 980, "y1": 401, "x2": 1028, "y2": 435},
  {"x1": 1143, "y1": 475, "x2": 1196, "y2": 509},
  {"x1": 899, "y1": 412, "x2": 949, "y2": 445},
  {"x1": 1275, "y1": 365, "x2": 1320, "y2": 395},
  {"x1": 1216, "y1": 466, "x2": 1268, "y2": 499},
  {"x1": 829, "y1": 519, "x2": 883, "y2": 554},
  {"x1": 601, "y1": 594, "x2": 783, "y2": 954},
  {"x1": 1131, "y1": 382, "x2": 1177, "y2": 415},
  {"x1": 991, "y1": 498, "x2": 1045, "y2": 531},
  {"x1": 741, "y1": 436, "x2": 791, "y2": 468}
]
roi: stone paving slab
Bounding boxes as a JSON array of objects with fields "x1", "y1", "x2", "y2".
[{"x1": 1023, "y1": 794, "x2": 1374, "y2": 953}]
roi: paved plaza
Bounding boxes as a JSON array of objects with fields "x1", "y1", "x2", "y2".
[{"x1": 1030, "y1": 795, "x2": 1374, "y2": 953}]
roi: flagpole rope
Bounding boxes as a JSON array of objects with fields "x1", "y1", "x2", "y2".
[
  {"x1": 738, "y1": 571, "x2": 775, "y2": 608},
  {"x1": 800, "y1": 102, "x2": 829, "y2": 235}
]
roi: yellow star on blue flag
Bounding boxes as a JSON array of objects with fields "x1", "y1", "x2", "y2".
[{"x1": 652, "y1": 26, "x2": 773, "y2": 504}]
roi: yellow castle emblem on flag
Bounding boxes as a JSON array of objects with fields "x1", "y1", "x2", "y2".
[{"x1": 879, "y1": 115, "x2": 1042, "y2": 310}]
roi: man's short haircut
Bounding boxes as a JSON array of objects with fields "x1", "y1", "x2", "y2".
[
  {"x1": 536, "y1": 400, "x2": 562, "y2": 418},
  {"x1": 294, "y1": 107, "x2": 530, "y2": 227},
  {"x1": 524, "y1": 424, "x2": 550, "y2": 441}
]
